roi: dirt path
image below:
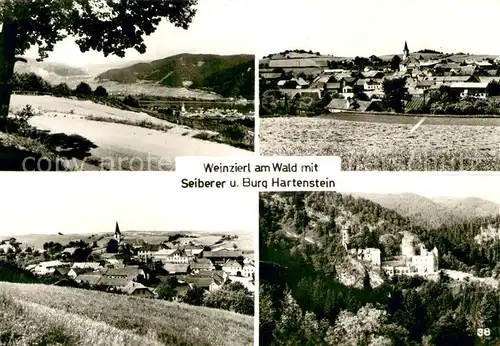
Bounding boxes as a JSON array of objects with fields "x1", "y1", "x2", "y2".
[{"x1": 11, "y1": 95, "x2": 252, "y2": 171}]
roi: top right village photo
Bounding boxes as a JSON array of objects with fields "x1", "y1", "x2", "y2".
[{"x1": 258, "y1": 0, "x2": 500, "y2": 171}]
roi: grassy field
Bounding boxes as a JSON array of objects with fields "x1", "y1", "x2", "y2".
[
  {"x1": 0, "y1": 282, "x2": 254, "y2": 346},
  {"x1": 260, "y1": 117, "x2": 500, "y2": 171}
]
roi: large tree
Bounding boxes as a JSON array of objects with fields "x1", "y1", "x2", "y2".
[{"x1": 0, "y1": 0, "x2": 198, "y2": 117}]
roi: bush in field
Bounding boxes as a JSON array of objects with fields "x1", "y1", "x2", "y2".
[
  {"x1": 123, "y1": 95, "x2": 140, "y2": 108},
  {"x1": 183, "y1": 286, "x2": 205, "y2": 306},
  {"x1": 75, "y1": 82, "x2": 93, "y2": 98},
  {"x1": 156, "y1": 277, "x2": 178, "y2": 301},
  {"x1": 219, "y1": 124, "x2": 247, "y2": 142},
  {"x1": 94, "y1": 86, "x2": 108, "y2": 98},
  {"x1": 52, "y1": 83, "x2": 71, "y2": 97},
  {"x1": 0, "y1": 104, "x2": 38, "y2": 135},
  {"x1": 204, "y1": 282, "x2": 254, "y2": 315}
]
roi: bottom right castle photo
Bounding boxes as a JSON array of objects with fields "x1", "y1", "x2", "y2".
[{"x1": 259, "y1": 173, "x2": 500, "y2": 346}]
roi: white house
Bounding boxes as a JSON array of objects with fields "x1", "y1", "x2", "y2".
[
  {"x1": 163, "y1": 249, "x2": 190, "y2": 264},
  {"x1": 33, "y1": 260, "x2": 65, "y2": 275},
  {"x1": 222, "y1": 260, "x2": 243, "y2": 276},
  {"x1": 242, "y1": 263, "x2": 255, "y2": 278},
  {"x1": 449, "y1": 82, "x2": 489, "y2": 99}
]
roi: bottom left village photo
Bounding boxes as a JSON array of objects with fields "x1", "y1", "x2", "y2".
[{"x1": 0, "y1": 174, "x2": 256, "y2": 346}]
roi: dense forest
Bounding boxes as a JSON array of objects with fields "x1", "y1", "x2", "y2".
[{"x1": 260, "y1": 192, "x2": 500, "y2": 345}]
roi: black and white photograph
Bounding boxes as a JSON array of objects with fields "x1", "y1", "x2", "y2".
[
  {"x1": 0, "y1": 0, "x2": 254, "y2": 171},
  {"x1": 0, "y1": 174, "x2": 255, "y2": 345},
  {"x1": 259, "y1": 0, "x2": 500, "y2": 171},
  {"x1": 260, "y1": 173, "x2": 500, "y2": 345}
]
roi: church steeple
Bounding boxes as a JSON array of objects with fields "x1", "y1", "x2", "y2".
[
  {"x1": 403, "y1": 41, "x2": 410, "y2": 61},
  {"x1": 114, "y1": 222, "x2": 121, "y2": 242}
]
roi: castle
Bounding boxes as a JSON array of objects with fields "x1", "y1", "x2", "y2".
[
  {"x1": 344, "y1": 227, "x2": 439, "y2": 277},
  {"x1": 383, "y1": 233, "x2": 439, "y2": 277}
]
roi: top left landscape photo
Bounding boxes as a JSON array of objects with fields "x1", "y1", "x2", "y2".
[{"x1": 0, "y1": 0, "x2": 255, "y2": 171}]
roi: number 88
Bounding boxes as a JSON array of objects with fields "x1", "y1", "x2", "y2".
[{"x1": 477, "y1": 328, "x2": 491, "y2": 337}]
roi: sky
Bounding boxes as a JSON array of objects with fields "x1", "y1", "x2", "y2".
[
  {"x1": 257, "y1": 0, "x2": 500, "y2": 57},
  {"x1": 23, "y1": 0, "x2": 255, "y2": 68},
  {"x1": 337, "y1": 172, "x2": 500, "y2": 205},
  {"x1": 0, "y1": 172, "x2": 256, "y2": 236}
]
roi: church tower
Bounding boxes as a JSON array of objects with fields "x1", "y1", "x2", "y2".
[
  {"x1": 403, "y1": 41, "x2": 410, "y2": 61},
  {"x1": 114, "y1": 222, "x2": 121, "y2": 243}
]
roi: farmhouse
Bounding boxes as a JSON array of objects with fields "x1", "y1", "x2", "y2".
[
  {"x1": 75, "y1": 273, "x2": 102, "y2": 285},
  {"x1": 325, "y1": 98, "x2": 380, "y2": 113},
  {"x1": 190, "y1": 258, "x2": 215, "y2": 273},
  {"x1": 242, "y1": 263, "x2": 255, "y2": 278},
  {"x1": 163, "y1": 249, "x2": 190, "y2": 263},
  {"x1": 222, "y1": 260, "x2": 243, "y2": 276},
  {"x1": 209, "y1": 273, "x2": 226, "y2": 292},
  {"x1": 163, "y1": 263, "x2": 190, "y2": 275},
  {"x1": 449, "y1": 82, "x2": 489, "y2": 99},
  {"x1": 123, "y1": 281, "x2": 154, "y2": 298},
  {"x1": 68, "y1": 267, "x2": 88, "y2": 279},
  {"x1": 102, "y1": 265, "x2": 146, "y2": 281},
  {"x1": 203, "y1": 250, "x2": 243, "y2": 264},
  {"x1": 33, "y1": 260, "x2": 66, "y2": 275}
]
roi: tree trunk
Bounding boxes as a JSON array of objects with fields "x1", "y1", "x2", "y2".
[{"x1": 0, "y1": 22, "x2": 17, "y2": 119}]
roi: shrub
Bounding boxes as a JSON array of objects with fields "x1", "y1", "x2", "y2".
[
  {"x1": 122, "y1": 95, "x2": 140, "y2": 108},
  {"x1": 219, "y1": 124, "x2": 247, "y2": 142},
  {"x1": 74, "y1": 82, "x2": 93, "y2": 98},
  {"x1": 52, "y1": 83, "x2": 71, "y2": 97},
  {"x1": 0, "y1": 105, "x2": 38, "y2": 135},
  {"x1": 94, "y1": 85, "x2": 108, "y2": 98}
]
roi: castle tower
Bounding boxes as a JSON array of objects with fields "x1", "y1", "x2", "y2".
[
  {"x1": 403, "y1": 41, "x2": 410, "y2": 61},
  {"x1": 341, "y1": 225, "x2": 350, "y2": 250},
  {"x1": 431, "y1": 247, "x2": 439, "y2": 271},
  {"x1": 114, "y1": 222, "x2": 121, "y2": 243},
  {"x1": 401, "y1": 234, "x2": 415, "y2": 258}
]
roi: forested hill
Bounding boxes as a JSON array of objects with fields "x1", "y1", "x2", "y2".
[
  {"x1": 261, "y1": 191, "x2": 500, "y2": 276},
  {"x1": 96, "y1": 54, "x2": 255, "y2": 99},
  {"x1": 351, "y1": 193, "x2": 499, "y2": 229},
  {"x1": 259, "y1": 192, "x2": 500, "y2": 346}
]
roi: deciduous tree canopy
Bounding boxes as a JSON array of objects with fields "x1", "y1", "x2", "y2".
[{"x1": 0, "y1": 0, "x2": 198, "y2": 116}]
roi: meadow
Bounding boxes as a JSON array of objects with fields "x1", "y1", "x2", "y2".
[
  {"x1": 260, "y1": 117, "x2": 500, "y2": 170},
  {"x1": 0, "y1": 282, "x2": 254, "y2": 346}
]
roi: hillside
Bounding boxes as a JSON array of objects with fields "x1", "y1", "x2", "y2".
[
  {"x1": 352, "y1": 193, "x2": 499, "y2": 228},
  {"x1": 15, "y1": 58, "x2": 88, "y2": 77},
  {"x1": 0, "y1": 282, "x2": 253, "y2": 346},
  {"x1": 431, "y1": 196, "x2": 500, "y2": 218},
  {"x1": 97, "y1": 54, "x2": 255, "y2": 99},
  {"x1": 259, "y1": 191, "x2": 500, "y2": 346},
  {"x1": 261, "y1": 191, "x2": 500, "y2": 280}
]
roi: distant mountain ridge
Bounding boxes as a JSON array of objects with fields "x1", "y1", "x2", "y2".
[
  {"x1": 15, "y1": 58, "x2": 88, "y2": 77},
  {"x1": 352, "y1": 193, "x2": 500, "y2": 228},
  {"x1": 96, "y1": 53, "x2": 255, "y2": 99}
]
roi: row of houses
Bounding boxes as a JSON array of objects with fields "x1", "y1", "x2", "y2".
[{"x1": 260, "y1": 42, "x2": 500, "y2": 113}]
